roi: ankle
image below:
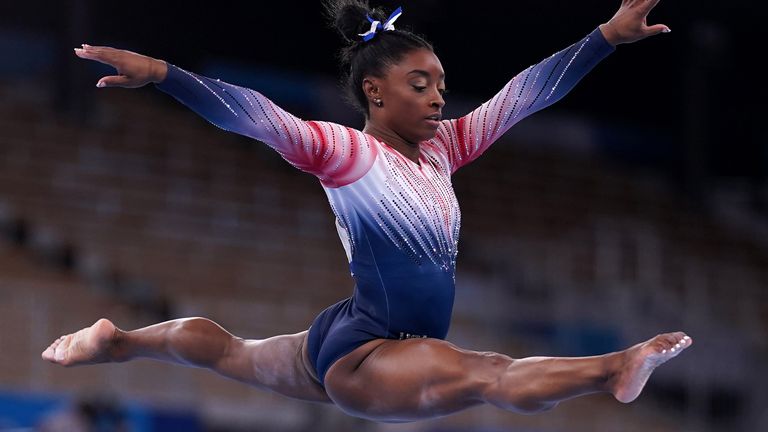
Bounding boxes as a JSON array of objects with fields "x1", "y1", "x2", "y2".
[
  {"x1": 109, "y1": 327, "x2": 130, "y2": 362},
  {"x1": 601, "y1": 351, "x2": 626, "y2": 393}
]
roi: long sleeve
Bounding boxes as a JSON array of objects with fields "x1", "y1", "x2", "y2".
[
  {"x1": 155, "y1": 64, "x2": 376, "y2": 187},
  {"x1": 434, "y1": 27, "x2": 615, "y2": 174}
]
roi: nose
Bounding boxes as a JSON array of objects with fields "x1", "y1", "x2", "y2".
[{"x1": 431, "y1": 91, "x2": 445, "y2": 109}]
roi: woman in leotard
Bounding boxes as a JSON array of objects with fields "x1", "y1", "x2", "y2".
[{"x1": 44, "y1": 0, "x2": 691, "y2": 422}]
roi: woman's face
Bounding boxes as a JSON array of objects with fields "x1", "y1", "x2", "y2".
[{"x1": 368, "y1": 48, "x2": 447, "y2": 143}]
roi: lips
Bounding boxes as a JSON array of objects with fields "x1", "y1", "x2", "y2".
[{"x1": 424, "y1": 113, "x2": 442, "y2": 128}]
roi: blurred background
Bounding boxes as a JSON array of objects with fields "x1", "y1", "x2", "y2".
[{"x1": 0, "y1": 0, "x2": 765, "y2": 431}]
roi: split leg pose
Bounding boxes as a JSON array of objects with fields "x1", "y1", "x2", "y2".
[{"x1": 43, "y1": 318, "x2": 691, "y2": 422}]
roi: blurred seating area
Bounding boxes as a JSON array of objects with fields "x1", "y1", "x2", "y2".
[{"x1": 1, "y1": 72, "x2": 766, "y2": 432}]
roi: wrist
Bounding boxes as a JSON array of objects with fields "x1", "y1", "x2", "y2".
[
  {"x1": 150, "y1": 59, "x2": 168, "y2": 84},
  {"x1": 599, "y1": 23, "x2": 621, "y2": 47}
]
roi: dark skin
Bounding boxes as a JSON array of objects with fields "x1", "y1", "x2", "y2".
[
  {"x1": 362, "y1": 49, "x2": 447, "y2": 165},
  {"x1": 45, "y1": 1, "x2": 690, "y2": 423}
]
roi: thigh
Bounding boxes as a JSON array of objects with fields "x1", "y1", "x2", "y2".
[
  {"x1": 220, "y1": 330, "x2": 332, "y2": 404},
  {"x1": 323, "y1": 338, "x2": 510, "y2": 422}
]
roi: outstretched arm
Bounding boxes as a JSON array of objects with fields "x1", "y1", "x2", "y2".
[
  {"x1": 74, "y1": 46, "x2": 374, "y2": 186},
  {"x1": 435, "y1": 0, "x2": 669, "y2": 173}
]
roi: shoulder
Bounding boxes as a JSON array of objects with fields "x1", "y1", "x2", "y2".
[{"x1": 308, "y1": 121, "x2": 380, "y2": 188}]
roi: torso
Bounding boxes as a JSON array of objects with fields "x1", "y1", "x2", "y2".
[{"x1": 322, "y1": 134, "x2": 461, "y2": 341}]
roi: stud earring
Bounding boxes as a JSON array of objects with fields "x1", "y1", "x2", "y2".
[{"x1": 374, "y1": 98, "x2": 383, "y2": 107}]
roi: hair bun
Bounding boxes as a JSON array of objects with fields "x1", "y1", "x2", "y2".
[{"x1": 325, "y1": 0, "x2": 386, "y2": 44}]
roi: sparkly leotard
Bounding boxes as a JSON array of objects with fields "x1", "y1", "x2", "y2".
[{"x1": 156, "y1": 27, "x2": 614, "y2": 386}]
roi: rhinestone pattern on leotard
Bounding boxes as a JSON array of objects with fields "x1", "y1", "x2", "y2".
[{"x1": 156, "y1": 27, "x2": 615, "y2": 340}]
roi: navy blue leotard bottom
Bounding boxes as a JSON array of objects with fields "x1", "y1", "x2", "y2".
[
  {"x1": 306, "y1": 264, "x2": 455, "y2": 388},
  {"x1": 306, "y1": 296, "x2": 375, "y2": 386}
]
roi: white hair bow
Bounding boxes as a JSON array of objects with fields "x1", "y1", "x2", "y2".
[{"x1": 358, "y1": 7, "x2": 403, "y2": 42}]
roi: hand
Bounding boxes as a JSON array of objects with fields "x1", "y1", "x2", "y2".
[
  {"x1": 599, "y1": 0, "x2": 671, "y2": 46},
  {"x1": 73, "y1": 44, "x2": 168, "y2": 88}
]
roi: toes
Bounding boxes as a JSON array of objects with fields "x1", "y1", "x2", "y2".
[
  {"x1": 661, "y1": 333, "x2": 693, "y2": 355},
  {"x1": 54, "y1": 340, "x2": 71, "y2": 360},
  {"x1": 42, "y1": 347, "x2": 54, "y2": 361},
  {"x1": 671, "y1": 333, "x2": 690, "y2": 351},
  {"x1": 654, "y1": 332, "x2": 692, "y2": 355},
  {"x1": 42, "y1": 336, "x2": 68, "y2": 361},
  {"x1": 663, "y1": 333, "x2": 679, "y2": 345},
  {"x1": 53, "y1": 337, "x2": 72, "y2": 361},
  {"x1": 52, "y1": 346, "x2": 72, "y2": 365},
  {"x1": 678, "y1": 335, "x2": 692, "y2": 349},
  {"x1": 656, "y1": 335, "x2": 676, "y2": 352}
]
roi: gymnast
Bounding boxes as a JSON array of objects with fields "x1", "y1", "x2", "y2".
[{"x1": 44, "y1": 0, "x2": 691, "y2": 423}]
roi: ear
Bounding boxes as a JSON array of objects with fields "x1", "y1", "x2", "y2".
[{"x1": 362, "y1": 77, "x2": 382, "y2": 103}]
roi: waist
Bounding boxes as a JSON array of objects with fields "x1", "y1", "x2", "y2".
[{"x1": 351, "y1": 265, "x2": 456, "y2": 340}]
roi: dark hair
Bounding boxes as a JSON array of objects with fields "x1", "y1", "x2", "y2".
[{"x1": 324, "y1": 0, "x2": 433, "y2": 117}]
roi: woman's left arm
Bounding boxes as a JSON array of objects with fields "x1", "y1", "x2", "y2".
[{"x1": 435, "y1": 0, "x2": 669, "y2": 173}]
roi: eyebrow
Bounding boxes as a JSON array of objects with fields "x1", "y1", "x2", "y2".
[{"x1": 407, "y1": 69, "x2": 446, "y2": 80}]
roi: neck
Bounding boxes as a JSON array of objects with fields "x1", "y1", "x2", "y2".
[{"x1": 363, "y1": 122, "x2": 420, "y2": 164}]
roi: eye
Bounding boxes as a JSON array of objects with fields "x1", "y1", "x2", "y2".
[{"x1": 412, "y1": 85, "x2": 426, "y2": 92}]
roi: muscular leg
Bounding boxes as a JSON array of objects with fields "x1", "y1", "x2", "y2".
[
  {"x1": 42, "y1": 318, "x2": 331, "y2": 403},
  {"x1": 324, "y1": 332, "x2": 692, "y2": 422}
]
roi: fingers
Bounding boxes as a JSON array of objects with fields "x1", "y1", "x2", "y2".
[
  {"x1": 639, "y1": 0, "x2": 665, "y2": 22},
  {"x1": 645, "y1": 23, "x2": 671, "y2": 36},
  {"x1": 74, "y1": 44, "x2": 131, "y2": 88},
  {"x1": 639, "y1": 0, "x2": 668, "y2": 33},
  {"x1": 74, "y1": 44, "x2": 156, "y2": 88},
  {"x1": 74, "y1": 44, "x2": 121, "y2": 68},
  {"x1": 644, "y1": 0, "x2": 662, "y2": 13},
  {"x1": 631, "y1": 0, "x2": 662, "y2": 21},
  {"x1": 96, "y1": 75, "x2": 134, "y2": 88}
]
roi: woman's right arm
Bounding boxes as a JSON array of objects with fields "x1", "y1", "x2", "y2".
[
  {"x1": 155, "y1": 63, "x2": 326, "y2": 173},
  {"x1": 74, "y1": 45, "x2": 375, "y2": 186}
]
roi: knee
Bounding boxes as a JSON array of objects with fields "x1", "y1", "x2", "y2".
[
  {"x1": 471, "y1": 351, "x2": 514, "y2": 388},
  {"x1": 325, "y1": 381, "x2": 372, "y2": 419},
  {"x1": 324, "y1": 369, "x2": 371, "y2": 412}
]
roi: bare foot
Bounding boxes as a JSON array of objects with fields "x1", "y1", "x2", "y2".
[
  {"x1": 611, "y1": 332, "x2": 692, "y2": 403},
  {"x1": 41, "y1": 318, "x2": 118, "y2": 367}
]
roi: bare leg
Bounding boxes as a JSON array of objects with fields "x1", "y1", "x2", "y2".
[
  {"x1": 324, "y1": 332, "x2": 692, "y2": 422},
  {"x1": 42, "y1": 318, "x2": 331, "y2": 403},
  {"x1": 486, "y1": 332, "x2": 693, "y2": 411}
]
